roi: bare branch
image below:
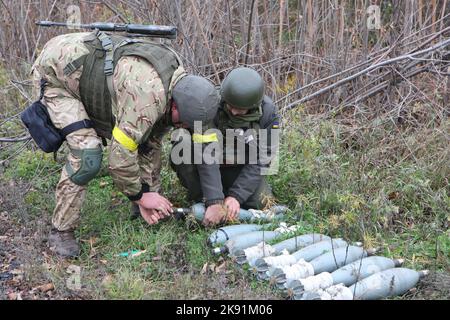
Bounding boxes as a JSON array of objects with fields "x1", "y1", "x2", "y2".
[
  {"x1": 0, "y1": 135, "x2": 31, "y2": 142},
  {"x1": 281, "y1": 38, "x2": 450, "y2": 111}
]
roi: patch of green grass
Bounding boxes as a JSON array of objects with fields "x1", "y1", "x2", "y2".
[
  {"x1": 4, "y1": 150, "x2": 60, "y2": 180},
  {"x1": 2, "y1": 106, "x2": 448, "y2": 299},
  {"x1": 103, "y1": 269, "x2": 148, "y2": 299},
  {"x1": 269, "y1": 110, "x2": 449, "y2": 272},
  {"x1": 185, "y1": 228, "x2": 212, "y2": 269}
]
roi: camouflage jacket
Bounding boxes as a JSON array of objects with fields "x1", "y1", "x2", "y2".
[{"x1": 31, "y1": 33, "x2": 187, "y2": 199}]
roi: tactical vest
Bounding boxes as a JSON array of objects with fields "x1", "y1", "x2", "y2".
[{"x1": 64, "y1": 31, "x2": 180, "y2": 139}]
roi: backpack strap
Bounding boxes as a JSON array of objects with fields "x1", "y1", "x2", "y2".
[
  {"x1": 97, "y1": 32, "x2": 116, "y2": 107},
  {"x1": 63, "y1": 55, "x2": 88, "y2": 77},
  {"x1": 97, "y1": 32, "x2": 140, "y2": 110}
]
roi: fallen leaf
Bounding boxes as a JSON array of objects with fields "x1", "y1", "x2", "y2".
[
  {"x1": 201, "y1": 263, "x2": 208, "y2": 274},
  {"x1": 102, "y1": 275, "x2": 113, "y2": 286},
  {"x1": 81, "y1": 237, "x2": 98, "y2": 245},
  {"x1": 215, "y1": 262, "x2": 227, "y2": 273},
  {"x1": 388, "y1": 191, "x2": 400, "y2": 200},
  {"x1": 7, "y1": 292, "x2": 17, "y2": 300},
  {"x1": 36, "y1": 283, "x2": 54, "y2": 293}
]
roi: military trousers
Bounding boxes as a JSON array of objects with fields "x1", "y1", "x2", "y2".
[{"x1": 171, "y1": 162, "x2": 273, "y2": 210}]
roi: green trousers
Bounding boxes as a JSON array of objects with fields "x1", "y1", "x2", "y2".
[{"x1": 171, "y1": 162, "x2": 273, "y2": 210}]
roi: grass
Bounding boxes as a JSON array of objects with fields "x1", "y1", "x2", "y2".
[
  {"x1": 1, "y1": 100, "x2": 449, "y2": 299},
  {"x1": 270, "y1": 110, "x2": 449, "y2": 275}
]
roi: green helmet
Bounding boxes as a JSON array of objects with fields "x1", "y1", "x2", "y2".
[
  {"x1": 172, "y1": 75, "x2": 220, "y2": 129},
  {"x1": 221, "y1": 67, "x2": 265, "y2": 110}
]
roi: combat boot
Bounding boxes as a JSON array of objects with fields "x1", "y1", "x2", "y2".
[{"x1": 48, "y1": 228, "x2": 80, "y2": 258}]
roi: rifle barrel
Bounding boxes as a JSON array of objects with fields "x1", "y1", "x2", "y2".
[{"x1": 36, "y1": 21, "x2": 177, "y2": 38}]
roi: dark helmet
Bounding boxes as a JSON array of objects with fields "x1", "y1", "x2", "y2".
[
  {"x1": 221, "y1": 67, "x2": 264, "y2": 110},
  {"x1": 171, "y1": 75, "x2": 220, "y2": 129}
]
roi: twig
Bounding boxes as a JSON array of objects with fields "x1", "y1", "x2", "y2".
[
  {"x1": 0, "y1": 135, "x2": 31, "y2": 142},
  {"x1": 102, "y1": 0, "x2": 128, "y2": 23},
  {"x1": 244, "y1": 0, "x2": 257, "y2": 66},
  {"x1": 9, "y1": 79, "x2": 32, "y2": 102},
  {"x1": 187, "y1": 0, "x2": 220, "y2": 83},
  {"x1": 31, "y1": 0, "x2": 57, "y2": 62},
  {"x1": 281, "y1": 38, "x2": 450, "y2": 111}
]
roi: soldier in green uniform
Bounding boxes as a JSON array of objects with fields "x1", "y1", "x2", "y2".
[
  {"x1": 171, "y1": 67, "x2": 280, "y2": 222},
  {"x1": 30, "y1": 31, "x2": 224, "y2": 257}
]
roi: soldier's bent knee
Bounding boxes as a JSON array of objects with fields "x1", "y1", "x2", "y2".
[{"x1": 66, "y1": 147, "x2": 103, "y2": 186}]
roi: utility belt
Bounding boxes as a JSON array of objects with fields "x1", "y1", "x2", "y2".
[{"x1": 21, "y1": 79, "x2": 94, "y2": 153}]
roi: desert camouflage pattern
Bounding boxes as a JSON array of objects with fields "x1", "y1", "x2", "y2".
[{"x1": 31, "y1": 32, "x2": 185, "y2": 230}]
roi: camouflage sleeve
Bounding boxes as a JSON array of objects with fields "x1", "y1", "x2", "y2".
[{"x1": 108, "y1": 56, "x2": 167, "y2": 200}]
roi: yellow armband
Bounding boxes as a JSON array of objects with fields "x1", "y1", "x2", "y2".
[
  {"x1": 112, "y1": 126, "x2": 138, "y2": 152},
  {"x1": 192, "y1": 133, "x2": 218, "y2": 143}
]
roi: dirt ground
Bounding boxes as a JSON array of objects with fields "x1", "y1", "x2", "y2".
[
  {"x1": 1, "y1": 178, "x2": 449, "y2": 300},
  {"x1": 0, "y1": 178, "x2": 282, "y2": 300}
]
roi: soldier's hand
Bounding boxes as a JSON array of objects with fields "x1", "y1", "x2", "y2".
[
  {"x1": 203, "y1": 203, "x2": 227, "y2": 227},
  {"x1": 224, "y1": 196, "x2": 240, "y2": 221},
  {"x1": 136, "y1": 192, "x2": 173, "y2": 217},
  {"x1": 139, "y1": 207, "x2": 161, "y2": 225}
]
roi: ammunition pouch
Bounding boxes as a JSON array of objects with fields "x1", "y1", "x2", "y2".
[
  {"x1": 21, "y1": 100, "x2": 95, "y2": 153},
  {"x1": 21, "y1": 79, "x2": 95, "y2": 153},
  {"x1": 66, "y1": 147, "x2": 103, "y2": 186},
  {"x1": 21, "y1": 99, "x2": 65, "y2": 153}
]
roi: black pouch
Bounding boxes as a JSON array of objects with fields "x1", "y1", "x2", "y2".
[
  {"x1": 21, "y1": 99, "x2": 64, "y2": 153},
  {"x1": 21, "y1": 79, "x2": 95, "y2": 153}
]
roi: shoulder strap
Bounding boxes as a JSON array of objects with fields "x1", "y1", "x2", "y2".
[
  {"x1": 63, "y1": 55, "x2": 88, "y2": 77},
  {"x1": 97, "y1": 32, "x2": 141, "y2": 109},
  {"x1": 96, "y1": 32, "x2": 116, "y2": 108}
]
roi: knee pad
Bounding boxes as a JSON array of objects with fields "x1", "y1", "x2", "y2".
[{"x1": 66, "y1": 147, "x2": 103, "y2": 186}]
